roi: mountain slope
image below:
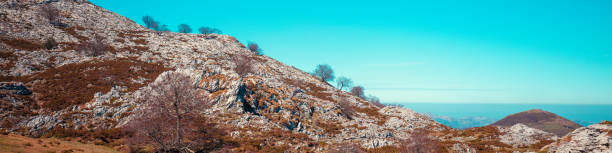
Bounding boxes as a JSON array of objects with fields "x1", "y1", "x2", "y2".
[
  {"x1": 491, "y1": 109, "x2": 582, "y2": 136},
  {"x1": 0, "y1": 0, "x2": 446, "y2": 152},
  {"x1": 542, "y1": 121, "x2": 612, "y2": 153}
]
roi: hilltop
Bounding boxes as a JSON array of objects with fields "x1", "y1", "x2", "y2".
[{"x1": 491, "y1": 109, "x2": 582, "y2": 136}]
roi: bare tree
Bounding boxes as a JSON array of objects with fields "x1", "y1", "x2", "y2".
[
  {"x1": 233, "y1": 55, "x2": 254, "y2": 77},
  {"x1": 338, "y1": 97, "x2": 355, "y2": 120},
  {"x1": 126, "y1": 72, "x2": 209, "y2": 152},
  {"x1": 178, "y1": 24, "x2": 192, "y2": 33},
  {"x1": 336, "y1": 76, "x2": 353, "y2": 91},
  {"x1": 367, "y1": 95, "x2": 384, "y2": 108},
  {"x1": 313, "y1": 64, "x2": 334, "y2": 82},
  {"x1": 142, "y1": 16, "x2": 159, "y2": 30},
  {"x1": 247, "y1": 42, "x2": 262, "y2": 55},
  {"x1": 198, "y1": 26, "x2": 222, "y2": 36},
  {"x1": 79, "y1": 35, "x2": 110, "y2": 57},
  {"x1": 350, "y1": 86, "x2": 365, "y2": 99},
  {"x1": 39, "y1": 4, "x2": 59, "y2": 24},
  {"x1": 157, "y1": 24, "x2": 170, "y2": 32}
]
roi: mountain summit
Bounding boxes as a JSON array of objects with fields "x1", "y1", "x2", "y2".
[{"x1": 491, "y1": 109, "x2": 582, "y2": 136}]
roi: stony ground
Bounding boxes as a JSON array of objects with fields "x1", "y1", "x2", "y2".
[{"x1": 1, "y1": 0, "x2": 609, "y2": 153}]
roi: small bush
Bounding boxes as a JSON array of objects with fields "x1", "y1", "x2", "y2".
[
  {"x1": 79, "y1": 35, "x2": 109, "y2": 57},
  {"x1": 338, "y1": 98, "x2": 355, "y2": 120},
  {"x1": 198, "y1": 26, "x2": 222, "y2": 36},
  {"x1": 350, "y1": 86, "x2": 365, "y2": 99},
  {"x1": 368, "y1": 96, "x2": 384, "y2": 108},
  {"x1": 178, "y1": 24, "x2": 192, "y2": 33},
  {"x1": 142, "y1": 16, "x2": 158, "y2": 30},
  {"x1": 247, "y1": 42, "x2": 262, "y2": 55},
  {"x1": 39, "y1": 4, "x2": 59, "y2": 23},
  {"x1": 43, "y1": 37, "x2": 57, "y2": 50},
  {"x1": 233, "y1": 55, "x2": 254, "y2": 77}
]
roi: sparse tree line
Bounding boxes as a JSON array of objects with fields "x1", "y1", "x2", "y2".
[
  {"x1": 142, "y1": 16, "x2": 223, "y2": 36},
  {"x1": 312, "y1": 64, "x2": 386, "y2": 108}
]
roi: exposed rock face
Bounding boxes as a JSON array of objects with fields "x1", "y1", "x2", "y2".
[
  {"x1": 498, "y1": 123, "x2": 558, "y2": 148},
  {"x1": 0, "y1": 0, "x2": 601, "y2": 152},
  {"x1": 544, "y1": 121, "x2": 612, "y2": 153},
  {"x1": 0, "y1": 0, "x2": 446, "y2": 151},
  {"x1": 491, "y1": 109, "x2": 582, "y2": 136}
]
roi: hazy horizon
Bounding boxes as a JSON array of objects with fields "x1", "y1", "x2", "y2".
[{"x1": 92, "y1": 0, "x2": 612, "y2": 104}]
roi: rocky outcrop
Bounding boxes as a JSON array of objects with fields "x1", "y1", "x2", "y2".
[
  {"x1": 543, "y1": 121, "x2": 612, "y2": 153},
  {"x1": 498, "y1": 123, "x2": 558, "y2": 148},
  {"x1": 0, "y1": 0, "x2": 445, "y2": 151}
]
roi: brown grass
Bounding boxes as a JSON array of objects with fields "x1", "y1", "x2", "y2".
[
  {"x1": 0, "y1": 37, "x2": 41, "y2": 51},
  {"x1": 120, "y1": 46, "x2": 149, "y2": 53},
  {"x1": 0, "y1": 50, "x2": 17, "y2": 71},
  {"x1": 0, "y1": 134, "x2": 120, "y2": 153},
  {"x1": 131, "y1": 39, "x2": 147, "y2": 45},
  {"x1": 21, "y1": 59, "x2": 168, "y2": 111},
  {"x1": 61, "y1": 26, "x2": 89, "y2": 42}
]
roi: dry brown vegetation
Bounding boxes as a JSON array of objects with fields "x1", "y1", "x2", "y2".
[
  {"x1": 233, "y1": 55, "x2": 254, "y2": 77},
  {"x1": 0, "y1": 134, "x2": 120, "y2": 153},
  {"x1": 0, "y1": 50, "x2": 17, "y2": 71},
  {"x1": 0, "y1": 36, "x2": 41, "y2": 51},
  {"x1": 8, "y1": 59, "x2": 168, "y2": 111},
  {"x1": 61, "y1": 26, "x2": 89, "y2": 42}
]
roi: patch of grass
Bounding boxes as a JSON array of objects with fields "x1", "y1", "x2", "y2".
[
  {"x1": 24, "y1": 59, "x2": 168, "y2": 111},
  {"x1": 0, "y1": 134, "x2": 120, "y2": 153},
  {"x1": 0, "y1": 37, "x2": 41, "y2": 51}
]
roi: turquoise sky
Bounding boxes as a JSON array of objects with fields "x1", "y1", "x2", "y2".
[{"x1": 92, "y1": 0, "x2": 612, "y2": 104}]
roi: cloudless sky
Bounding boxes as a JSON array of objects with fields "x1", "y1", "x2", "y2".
[{"x1": 91, "y1": 0, "x2": 612, "y2": 104}]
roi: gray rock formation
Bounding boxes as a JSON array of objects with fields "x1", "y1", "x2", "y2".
[{"x1": 544, "y1": 122, "x2": 612, "y2": 153}]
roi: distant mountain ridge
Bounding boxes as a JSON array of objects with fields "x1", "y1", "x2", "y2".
[{"x1": 491, "y1": 109, "x2": 582, "y2": 136}]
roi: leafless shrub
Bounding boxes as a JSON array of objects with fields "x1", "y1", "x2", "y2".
[
  {"x1": 142, "y1": 16, "x2": 158, "y2": 30},
  {"x1": 43, "y1": 37, "x2": 57, "y2": 50},
  {"x1": 368, "y1": 95, "x2": 384, "y2": 108},
  {"x1": 178, "y1": 24, "x2": 192, "y2": 33},
  {"x1": 79, "y1": 35, "x2": 109, "y2": 57},
  {"x1": 338, "y1": 97, "x2": 355, "y2": 120},
  {"x1": 350, "y1": 86, "x2": 365, "y2": 99},
  {"x1": 399, "y1": 129, "x2": 440, "y2": 153},
  {"x1": 247, "y1": 42, "x2": 262, "y2": 55},
  {"x1": 336, "y1": 76, "x2": 353, "y2": 90},
  {"x1": 125, "y1": 72, "x2": 211, "y2": 152},
  {"x1": 233, "y1": 55, "x2": 254, "y2": 77},
  {"x1": 313, "y1": 64, "x2": 334, "y2": 82},
  {"x1": 39, "y1": 4, "x2": 59, "y2": 24},
  {"x1": 198, "y1": 26, "x2": 222, "y2": 36}
]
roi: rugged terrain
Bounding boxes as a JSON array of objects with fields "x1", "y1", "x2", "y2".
[
  {"x1": 491, "y1": 109, "x2": 582, "y2": 136},
  {"x1": 0, "y1": 0, "x2": 609, "y2": 153},
  {"x1": 1, "y1": 0, "x2": 444, "y2": 152},
  {"x1": 543, "y1": 121, "x2": 612, "y2": 153}
]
